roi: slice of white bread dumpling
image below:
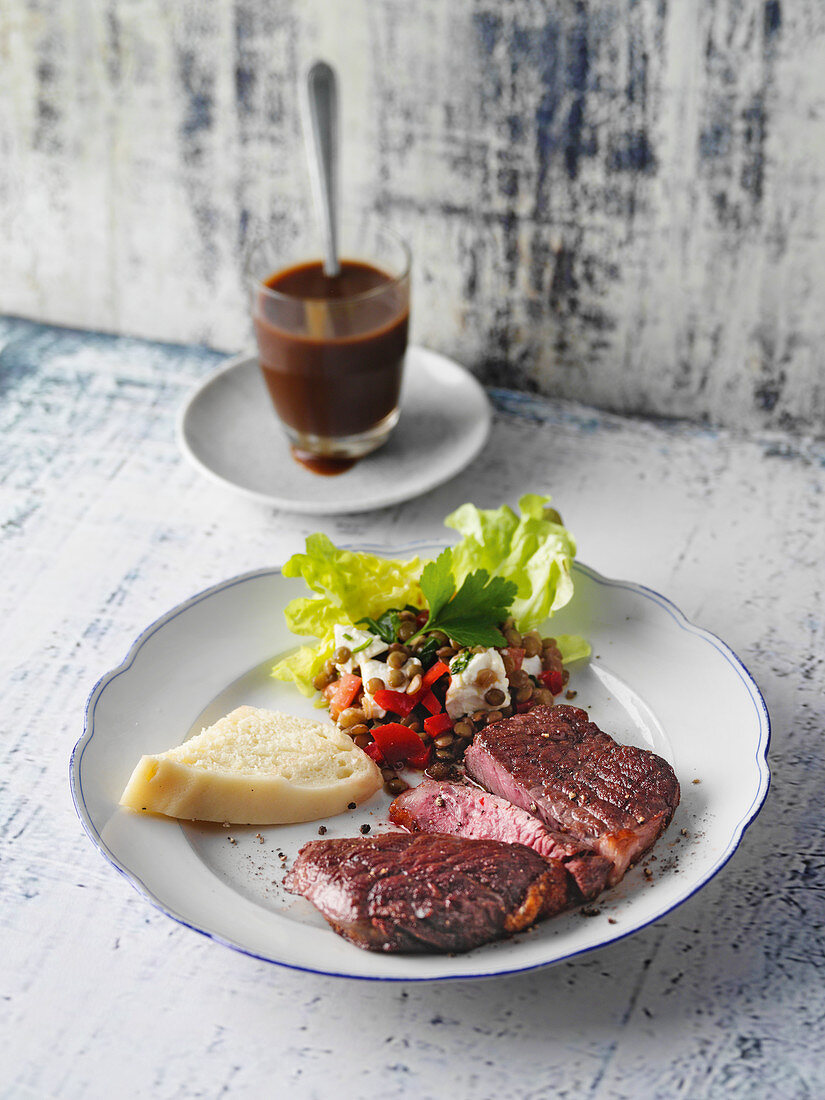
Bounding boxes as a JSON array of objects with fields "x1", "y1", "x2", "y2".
[{"x1": 119, "y1": 705, "x2": 382, "y2": 824}]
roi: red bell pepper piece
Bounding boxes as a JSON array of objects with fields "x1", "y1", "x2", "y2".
[
  {"x1": 407, "y1": 743, "x2": 433, "y2": 770},
  {"x1": 372, "y1": 688, "x2": 418, "y2": 717},
  {"x1": 325, "y1": 672, "x2": 362, "y2": 718},
  {"x1": 370, "y1": 723, "x2": 431, "y2": 769},
  {"x1": 363, "y1": 741, "x2": 385, "y2": 765},
  {"x1": 538, "y1": 669, "x2": 564, "y2": 695},
  {"x1": 506, "y1": 646, "x2": 525, "y2": 671},
  {"x1": 423, "y1": 712, "x2": 453, "y2": 737},
  {"x1": 420, "y1": 689, "x2": 442, "y2": 715},
  {"x1": 422, "y1": 660, "x2": 450, "y2": 689}
]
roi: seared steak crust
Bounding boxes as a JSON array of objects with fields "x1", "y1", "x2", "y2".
[
  {"x1": 285, "y1": 831, "x2": 570, "y2": 953},
  {"x1": 390, "y1": 779, "x2": 611, "y2": 901},
  {"x1": 464, "y1": 705, "x2": 680, "y2": 884}
]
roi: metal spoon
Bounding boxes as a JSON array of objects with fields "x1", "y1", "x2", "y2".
[{"x1": 302, "y1": 60, "x2": 340, "y2": 279}]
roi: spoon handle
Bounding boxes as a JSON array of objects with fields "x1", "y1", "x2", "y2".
[{"x1": 302, "y1": 60, "x2": 340, "y2": 278}]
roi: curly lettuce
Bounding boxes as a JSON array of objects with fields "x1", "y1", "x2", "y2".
[
  {"x1": 445, "y1": 493, "x2": 583, "y2": 643},
  {"x1": 272, "y1": 534, "x2": 425, "y2": 695},
  {"x1": 272, "y1": 495, "x2": 589, "y2": 695}
]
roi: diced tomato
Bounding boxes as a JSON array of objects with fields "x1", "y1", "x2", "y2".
[
  {"x1": 506, "y1": 646, "x2": 525, "y2": 671},
  {"x1": 326, "y1": 672, "x2": 362, "y2": 718},
  {"x1": 415, "y1": 610, "x2": 429, "y2": 629},
  {"x1": 423, "y1": 712, "x2": 453, "y2": 737},
  {"x1": 516, "y1": 700, "x2": 532, "y2": 713},
  {"x1": 372, "y1": 688, "x2": 418, "y2": 717},
  {"x1": 539, "y1": 668, "x2": 564, "y2": 695},
  {"x1": 370, "y1": 723, "x2": 432, "y2": 769},
  {"x1": 422, "y1": 660, "x2": 450, "y2": 689},
  {"x1": 420, "y1": 689, "x2": 442, "y2": 715}
]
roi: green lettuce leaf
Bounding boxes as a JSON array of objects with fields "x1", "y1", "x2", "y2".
[
  {"x1": 271, "y1": 534, "x2": 425, "y2": 695},
  {"x1": 554, "y1": 634, "x2": 592, "y2": 664},
  {"x1": 445, "y1": 494, "x2": 586, "y2": 653},
  {"x1": 273, "y1": 497, "x2": 590, "y2": 697},
  {"x1": 270, "y1": 642, "x2": 335, "y2": 700}
]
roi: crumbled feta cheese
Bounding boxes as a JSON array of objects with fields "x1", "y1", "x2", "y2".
[
  {"x1": 445, "y1": 649, "x2": 510, "y2": 720},
  {"x1": 332, "y1": 624, "x2": 387, "y2": 674},
  {"x1": 359, "y1": 658, "x2": 389, "y2": 718},
  {"x1": 358, "y1": 656, "x2": 421, "y2": 720},
  {"x1": 522, "y1": 654, "x2": 542, "y2": 678}
]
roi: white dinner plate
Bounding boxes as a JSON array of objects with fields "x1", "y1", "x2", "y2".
[
  {"x1": 177, "y1": 349, "x2": 491, "y2": 514},
  {"x1": 70, "y1": 546, "x2": 770, "y2": 981}
]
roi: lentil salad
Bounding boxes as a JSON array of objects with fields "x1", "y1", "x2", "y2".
[
  {"x1": 272, "y1": 494, "x2": 591, "y2": 791},
  {"x1": 313, "y1": 613, "x2": 570, "y2": 794}
]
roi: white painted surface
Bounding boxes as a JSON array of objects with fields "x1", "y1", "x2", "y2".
[
  {"x1": 2, "y1": 317, "x2": 823, "y2": 1098},
  {"x1": 1, "y1": 1, "x2": 824, "y2": 433}
]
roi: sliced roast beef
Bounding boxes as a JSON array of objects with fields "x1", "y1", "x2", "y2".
[
  {"x1": 464, "y1": 705, "x2": 680, "y2": 885},
  {"x1": 390, "y1": 779, "x2": 611, "y2": 901},
  {"x1": 285, "y1": 831, "x2": 571, "y2": 953}
]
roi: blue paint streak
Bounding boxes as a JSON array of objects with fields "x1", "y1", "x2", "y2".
[
  {"x1": 0, "y1": 318, "x2": 42, "y2": 396},
  {"x1": 533, "y1": 17, "x2": 563, "y2": 189},
  {"x1": 741, "y1": 95, "x2": 766, "y2": 202},
  {"x1": 177, "y1": 49, "x2": 214, "y2": 141},
  {"x1": 0, "y1": 316, "x2": 224, "y2": 396},
  {"x1": 563, "y1": 9, "x2": 591, "y2": 180},
  {"x1": 699, "y1": 122, "x2": 731, "y2": 160},
  {"x1": 473, "y1": 10, "x2": 501, "y2": 56},
  {"x1": 607, "y1": 130, "x2": 656, "y2": 174},
  {"x1": 474, "y1": 5, "x2": 600, "y2": 187},
  {"x1": 626, "y1": 20, "x2": 648, "y2": 105},
  {"x1": 234, "y1": 65, "x2": 256, "y2": 113},
  {"x1": 764, "y1": 1, "x2": 782, "y2": 38}
]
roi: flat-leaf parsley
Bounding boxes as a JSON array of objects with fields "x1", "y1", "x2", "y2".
[{"x1": 411, "y1": 549, "x2": 517, "y2": 648}]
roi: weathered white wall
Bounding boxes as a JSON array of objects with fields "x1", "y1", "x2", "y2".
[{"x1": 2, "y1": 0, "x2": 824, "y2": 434}]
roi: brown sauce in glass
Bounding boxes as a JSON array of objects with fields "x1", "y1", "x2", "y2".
[
  {"x1": 253, "y1": 260, "x2": 409, "y2": 470},
  {"x1": 265, "y1": 259, "x2": 391, "y2": 301}
]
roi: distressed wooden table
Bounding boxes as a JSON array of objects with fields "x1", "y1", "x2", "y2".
[{"x1": 2, "y1": 315, "x2": 822, "y2": 1099}]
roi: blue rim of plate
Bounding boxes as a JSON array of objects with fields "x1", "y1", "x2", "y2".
[{"x1": 70, "y1": 549, "x2": 771, "y2": 982}]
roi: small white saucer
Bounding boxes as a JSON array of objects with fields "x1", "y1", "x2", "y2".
[{"x1": 176, "y1": 347, "x2": 492, "y2": 514}]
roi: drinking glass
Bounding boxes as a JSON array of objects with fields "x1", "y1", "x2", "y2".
[{"x1": 249, "y1": 216, "x2": 411, "y2": 473}]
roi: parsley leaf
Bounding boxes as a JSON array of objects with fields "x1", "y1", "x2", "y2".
[
  {"x1": 419, "y1": 550, "x2": 456, "y2": 619},
  {"x1": 449, "y1": 650, "x2": 473, "y2": 674},
  {"x1": 356, "y1": 609, "x2": 402, "y2": 645},
  {"x1": 413, "y1": 634, "x2": 442, "y2": 666},
  {"x1": 414, "y1": 549, "x2": 517, "y2": 648}
]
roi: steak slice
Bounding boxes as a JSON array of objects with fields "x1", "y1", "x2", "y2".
[
  {"x1": 285, "y1": 831, "x2": 570, "y2": 953},
  {"x1": 390, "y1": 779, "x2": 611, "y2": 901},
  {"x1": 464, "y1": 705, "x2": 680, "y2": 885}
]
